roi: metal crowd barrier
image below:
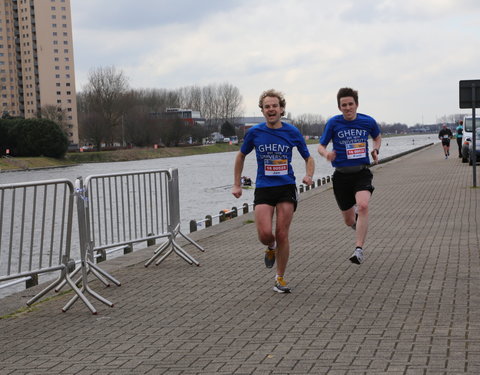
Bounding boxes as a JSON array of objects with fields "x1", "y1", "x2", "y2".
[
  {"x1": 0, "y1": 179, "x2": 96, "y2": 311},
  {"x1": 61, "y1": 168, "x2": 204, "y2": 313},
  {"x1": 143, "y1": 168, "x2": 204, "y2": 267}
]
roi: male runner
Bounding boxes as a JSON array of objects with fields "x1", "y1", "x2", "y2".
[
  {"x1": 232, "y1": 89, "x2": 314, "y2": 293},
  {"x1": 318, "y1": 87, "x2": 381, "y2": 264}
]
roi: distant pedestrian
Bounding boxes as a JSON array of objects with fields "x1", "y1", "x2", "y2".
[
  {"x1": 456, "y1": 120, "x2": 464, "y2": 158},
  {"x1": 232, "y1": 89, "x2": 314, "y2": 293},
  {"x1": 318, "y1": 87, "x2": 381, "y2": 265},
  {"x1": 438, "y1": 124, "x2": 453, "y2": 159}
]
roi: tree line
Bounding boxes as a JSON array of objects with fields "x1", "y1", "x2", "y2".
[
  {"x1": 77, "y1": 66, "x2": 245, "y2": 149},
  {"x1": 3, "y1": 64, "x2": 465, "y2": 158}
]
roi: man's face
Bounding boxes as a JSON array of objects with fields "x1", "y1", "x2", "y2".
[
  {"x1": 261, "y1": 96, "x2": 283, "y2": 125},
  {"x1": 339, "y1": 96, "x2": 358, "y2": 121}
]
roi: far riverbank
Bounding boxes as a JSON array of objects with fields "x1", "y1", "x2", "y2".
[{"x1": 0, "y1": 143, "x2": 242, "y2": 172}]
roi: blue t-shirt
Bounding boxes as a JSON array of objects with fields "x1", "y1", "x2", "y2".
[
  {"x1": 241, "y1": 122, "x2": 310, "y2": 188},
  {"x1": 456, "y1": 125, "x2": 463, "y2": 138},
  {"x1": 319, "y1": 113, "x2": 381, "y2": 168}
]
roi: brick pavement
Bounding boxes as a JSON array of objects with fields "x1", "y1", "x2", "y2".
[{"x1": 0, "y1": 143, "x2": 479, "y2": 374}]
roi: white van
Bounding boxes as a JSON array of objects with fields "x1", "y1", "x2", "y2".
[{"x1": 461, "y1": 116, "x2": 480, "y2": 163}]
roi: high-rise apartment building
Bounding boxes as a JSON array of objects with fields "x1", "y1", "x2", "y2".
[{"x1": 0, "y1": 0, "x2": 78, "y2": 146}]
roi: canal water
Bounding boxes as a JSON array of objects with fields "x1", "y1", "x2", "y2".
[
  {"x1": 1, "y1": 134, "x2": 436, "y2": 232},
  {"x1": 0, "y1": 134, "x2": 436, "y2": 298}
]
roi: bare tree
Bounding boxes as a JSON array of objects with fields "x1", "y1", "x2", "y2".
[
  {"x1": 80, "y1": 66, "x2": 130, "y2": 147},
  {"x1": 217, "y1": 83, "x2": 244, "y2": 124},
  {"x1": 38, "y1": 104, "x2": 69, "y2": 133},
  {"x1": 293, "y1": 113, "x2": 325, "y2": 136},
  {"x1": 177, "y1": 86, "x2": 202, "y2": 111}
]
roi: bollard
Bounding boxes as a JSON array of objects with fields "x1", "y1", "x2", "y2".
[
  {"x1": 317, "y1": 178, "x2": 322, "y2": 186},
  {"x1": 322, "y1": 177, "x2": 326, "y2": 184},
  {"x1": 231, "y1": 207, "x2": 238, "y2": 218},
  {"x1": 147, "y1": 233, "x2": 156, "y2": 246},
  {"x1": 26, "y1": 273, "x2": 39, "y2": 289},
  {"x1": 243, "y1": 203, "x2": 249, "y2": 214},
  {"x1": 97, "y1": 249, "x2": 107, "y2": 263},
  {"x1": 306, "y1": 184, "x2": 310, "y2": 191},
  {"x1": 205, "y1": 215, "x2": 212, "y2": 227},
  {"x1": 327, "y1": 176, "x2": 331, "y2": 183},
  {"x1": 190, "y1": 219, "x2": 198, "y2": 233},
  {"x1": 299, "y1": 185, "x2": 304, "y2": 193},
  {"x1": 219, "y1": 210, "x2": 226, "y2": 222},
  {"x1": 123, "y1": 244, "x2": 133, "y2": 255}
]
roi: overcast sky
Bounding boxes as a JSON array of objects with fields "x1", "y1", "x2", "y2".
[{"x1": 70, "y1": 0, "x2": 480, "y2": 126}]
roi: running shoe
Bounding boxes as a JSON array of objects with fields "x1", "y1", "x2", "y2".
[
  {"x1": 264, "y1": 248, "x2": 275, "y2": 268},
  {"x1": 273, "y1": 276, "x2": 291, "y2": 293},
  {"x1": 349, "y1": 247, "x2": 364, "y2": 264}
]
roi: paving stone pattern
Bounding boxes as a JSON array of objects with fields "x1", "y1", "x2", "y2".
[{"x1": 0, "y1": 144, "x2": 479, "y2": 374}]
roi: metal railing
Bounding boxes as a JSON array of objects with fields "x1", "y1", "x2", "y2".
[
  {"x1": 188, "y1": 175, "x2": 333, "y2": 232},
  {"x1": 61, "y1": 168, "x2": 204, "y2": 313},
  {"x1": 0, "y1": 179, "x2": 96, "y2": 310}
]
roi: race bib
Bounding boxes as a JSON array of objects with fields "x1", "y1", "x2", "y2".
[
  {"x1": 264, "y1": 159, "x2": 288, "y2": 175},
  {"x1": 443, "y1": 135, "x2": 449, "y2": 139},
  {"x1": 346, "y1": 142, "x2": 367, "y2": 159}
]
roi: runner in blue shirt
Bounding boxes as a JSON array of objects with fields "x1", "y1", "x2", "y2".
[
  {"x1": 318, "y1": 87, "x2": 381, "y2": 265},
  {"x1": 232, "y1": 89, "x2": 314, "y2": 293}
]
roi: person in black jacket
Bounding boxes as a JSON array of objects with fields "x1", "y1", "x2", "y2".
[{"x1": 438, "y1": 124, "x2": 453, "y2": 159}]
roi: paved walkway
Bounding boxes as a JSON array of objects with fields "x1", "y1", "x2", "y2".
[{"x1": 0, "y1": 143, "x2": 479, "y2": 375}]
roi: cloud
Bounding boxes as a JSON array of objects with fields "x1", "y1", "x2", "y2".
[{"x1": 71, "y1": 0, "x2": 480, "y2": 125}]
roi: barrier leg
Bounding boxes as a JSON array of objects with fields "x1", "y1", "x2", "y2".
[
  {"x1": 178, "y1": 230, "x2": 205, "y2": 252},
  {"x1": 144, "y1": 240, "x2": 171, "y2": 267},
  {"x1": 88, "y1": 261, "x2": 121, "y2": 286},
  {"x1": 27, "y1": 273, "x2": 65, "y2": 306},
  {"x1": 55, "y1": 265, "x2": 81, "y2": 292},
  {"x1": 169, "y1": 239, "x2": 199, "y2": 266}
]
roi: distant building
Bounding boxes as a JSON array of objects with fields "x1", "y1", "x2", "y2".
[
  {"x1": 163, "y1": 108, "x2": 205, "y2": 126},
  {"x1": 0, "y1": 0, "x2": 79, "y2": 146}
]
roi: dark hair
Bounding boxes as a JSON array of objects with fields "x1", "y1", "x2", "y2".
[
  {"x1": 337, "y1": 87, "x2": 358, "y2": 107},
  {"x1": 258, "y1": 89, "x2": 286, "y2": 116}
]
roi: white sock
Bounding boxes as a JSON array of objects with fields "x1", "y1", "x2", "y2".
[{"x1": 268, "y1": 241, "x2": 277, "y2": 250}]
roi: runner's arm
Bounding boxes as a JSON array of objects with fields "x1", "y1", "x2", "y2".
[
  {"x1": 302, "y1": 156, "x2": 315, "y2": 185},
  {"x1": 232, "y1": 152, "x2": 246, "y2": 198},
  {"x1": 371, "y1": 135, "x2": 382, "y2": 164},
  {"x1": 318, "y1": 144, "x2": 336, "y2": 162}
]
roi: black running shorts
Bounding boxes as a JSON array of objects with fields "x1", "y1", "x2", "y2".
[
  {"x1": 332, "y1": 168, "x2": 374, "y2": 211},
  {"x1": 254, "y1": 184, "x2": 298, "y2": 211},
  {"x1": 441, "y1": 139, "x2": 450, "y2": 146}
]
